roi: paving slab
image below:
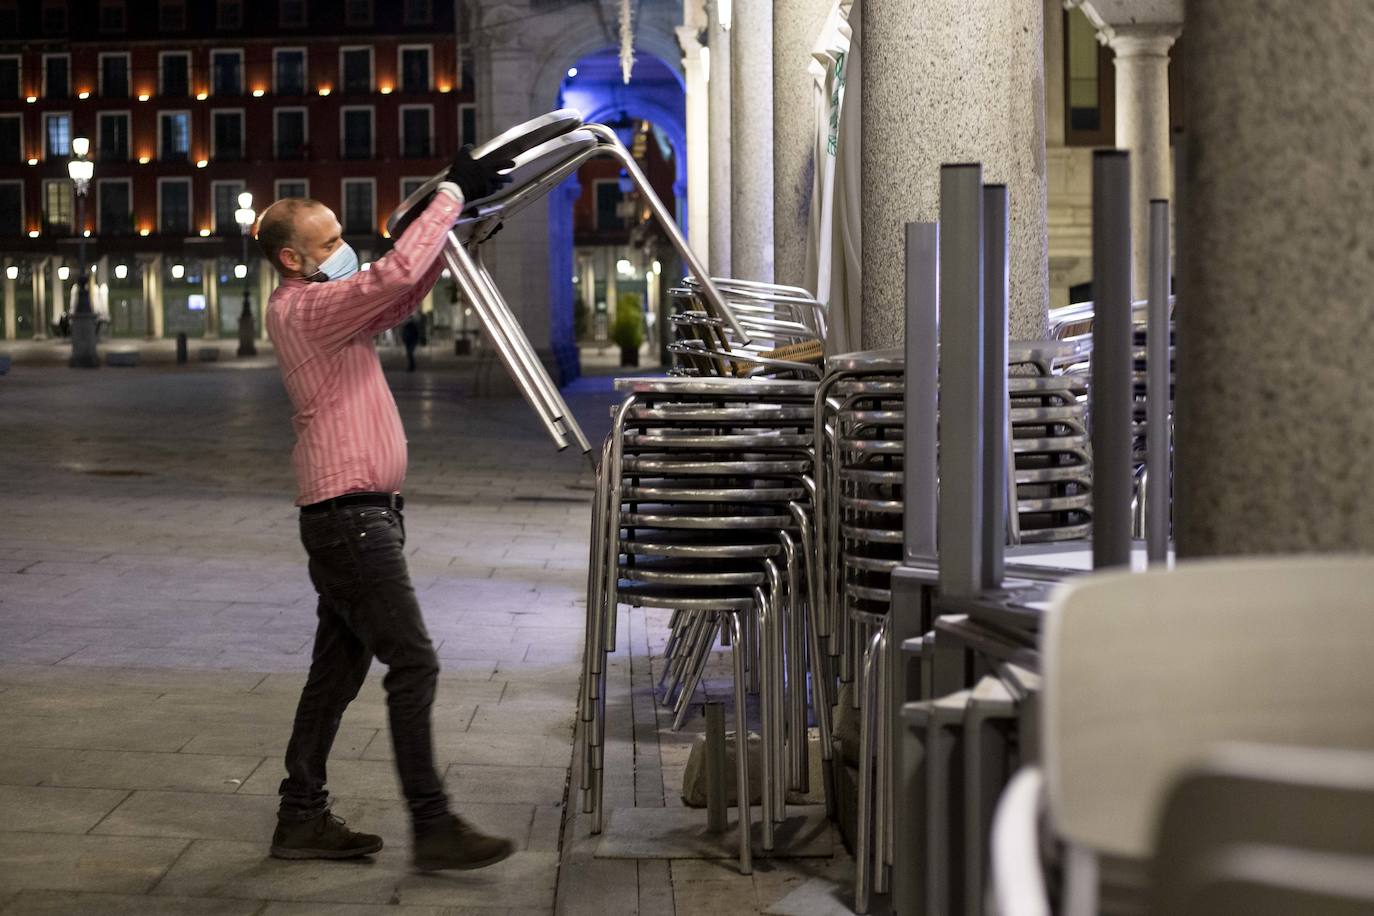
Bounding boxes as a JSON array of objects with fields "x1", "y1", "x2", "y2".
[
  {"x1": 0, "y1": 891, "x2": 264, "y2": 916},
  {"x1": 0, "y1": 785, "x2": 131, "y2": 834},
  {"x1": 0, "y1": 747, "x2": 264, "y2": 794},
  {"x1": 0, "y1": 833, "x2": 190, "y2": 895}
]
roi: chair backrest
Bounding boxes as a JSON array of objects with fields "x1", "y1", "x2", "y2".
[
  {"x1": 1042, "y1": 556, "x2": 1374, "y2": 858},
  {"x1": 1150, "y1": 742, "x2": 1374, "y2": 916}
]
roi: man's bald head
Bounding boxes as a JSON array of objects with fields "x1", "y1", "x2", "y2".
[{"x1": 256, "y1": 198, "x2": 344, "y2": 279}]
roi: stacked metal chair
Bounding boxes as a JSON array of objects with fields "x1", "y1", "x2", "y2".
[
  {"x1": 581, "y1": 228, "x2": 832, "y2": 876},
  {"x1": 811, "y1": 342, "x2": 1094, "y2": 911},
  {"x1": 1008, "y1": 341, "x2": 1093, "y2": 545},
  {"x1": 667, "y1": 276, "x2": 828, "y2": 380},
  {"x1": 580, "y1": 376, "x2": 826, "y2": 874},
  {"x1": 1131, "y1": 319, "x2": 1175, "y2": 538}
]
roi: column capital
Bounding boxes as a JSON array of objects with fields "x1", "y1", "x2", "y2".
[
  {"x1": 675, "y1": 23, "x2": 704, "y2": 56},
  {"x1": 1103, "y1": 22, "x2": 1181, "y2": 58}
]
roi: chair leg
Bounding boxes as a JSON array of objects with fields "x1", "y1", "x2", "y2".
[
  {"x1": 753, "y1": 586, "x2": 777, "y2": 851},
  {"x1": 728, "y1": 611, "x2": 753, "y2": 875},
  {"x1": 657, "y1": 609, "x2": 685, "y2": 688},
  {"x1": 854, "y1": 626, "x2": 884, "y2": 915},
  {"x1": 672, "y1": 614, "x2": 719, "y2": 731},
  {"x1": 874, "y1": 624, "x2": 891, "y2": 896}
]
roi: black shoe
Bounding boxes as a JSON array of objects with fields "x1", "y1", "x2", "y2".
[
  {"x1": 412, "y1": 814, "x2": 515, "y2": 872},
  {"x1": 270, "y1": 811, "x2": 384, "y2": 860}
]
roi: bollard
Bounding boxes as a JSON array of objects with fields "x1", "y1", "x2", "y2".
[
  {"x1": 176, "y1": 332, "x2": 188, "y2": 365},
  {"x1": 704, "y1": 702, "x2": 728, "y2": 834}
]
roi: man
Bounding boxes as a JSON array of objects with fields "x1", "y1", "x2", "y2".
[{"x1": 257, "y1": 149, "x2": 513, "y2": 872}]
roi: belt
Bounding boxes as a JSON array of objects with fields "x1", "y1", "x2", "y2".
[{"x1": 300, "y1": 492, "x2": 404, "y2": 514}]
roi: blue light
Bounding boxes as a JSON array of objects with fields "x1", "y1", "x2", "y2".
[{"x1": 567, "y1": 67, "x2": 578, "y2": 79}]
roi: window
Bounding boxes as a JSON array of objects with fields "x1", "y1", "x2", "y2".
[
  {"x1": 159, "y1": 0, "x2": 185, "y2": 30},
  {"x1": 399, "y1": 46, "x2": 432, "y2": 93},
  {"x1": 0, "y1": 182, "x2": 22, "y2": 235},
  {"x1": 403, "y1": 0, "x2": 431, "y2": 25},
  {"x1": 158, "y1": 111, "x2": 191, "y2": 161},
  {"x1": 459, "y1": 103, "x2": 476, "y2": 148},
  {"x1": 400, "y1": 105, "x2": 433, "y2": 159},
  {"x1": 212, "y1": 110, "x2": 244, "y2": 160},
  {"x1": 279, "y1": 0, "x2": 305, "y2": 27},
  {"x1": 158, "y1": 178, "x2": 191, "y2": 234},
  {"x1": 274, "y1": 108, "x2": 307, "y2": 159},
  {"x1": 216, "y1": 0, "x2": 242, "y2": 28},
  {"x1": 43, "y1": 112, "x2": 71, "y2": 159},
  {"x1": 341, "y1": 179, "x2": 375, "y2": 234},
  {"x1": 99, "y1": 0, "x2": 125, "y2": 31},
  {"x1": 160, "y1": 52, "x2": 191, "y2": 98},
  {"x1": 43, "y1": 179, "x2": 73, "y2": 233},
  {"x1": 97, "y1": 179, "x2": 133, "y2": 235},
  {"x1": 0, "y1": 1, "x2": 18, "y2": 34},
  {"x1": 274, "y1": 179, "x2": 308, "y2": 200},
  {"x1": 97, "y1": 111, "x2": 130, "y2": 161},
  {"x1": 0, "y1": 56, "x2": 18, "y2": 99},
  {"x1": 341, "y1": 107, "x2": 373, "y2": 159},
  {"x1": 99, "y1": 53, "x2": 130, "y2": 98},
  {"x1": 0, "y1": 114, "x2": 20, "y2": 162},
  {"x1": 42, "y1": 0, "x2": 66, "y2": 33},
  {"x1": 212, "y1": 180, "x2": 245, "y2": 234},
  {"x1": 211, "y1": 50, "x2": 243, "y2": 95},
  {"x1": 345, "y1": 0, "x2": 372, "y2": 26},
  {"x1": 274, "y1": 49, "x2": 307, "y2": 96},
  {"x1": 595, "y1": 180, "x2": 623, "y2": 230},
  {"x1": 400, "y1": 177, "x2": 426, "y2": 203},
  {"x1": 1064, "y1": 8, "x2": 1114, "y2": 146},
  {"x1": 43, "y1": 55, "x2": 70, "y2": 99},
  {"x1": 340, "y1": 47, "x2": 372, "y2": 94}
]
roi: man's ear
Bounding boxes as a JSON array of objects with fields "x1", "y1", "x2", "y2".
[{"x1": 278, "y1": 246, "x2": 302, "y2": 273}]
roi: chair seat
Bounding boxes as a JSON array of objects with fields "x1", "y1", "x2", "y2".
[{"x1": 615, "y1": 582, "x2": 759, "y2": 612}]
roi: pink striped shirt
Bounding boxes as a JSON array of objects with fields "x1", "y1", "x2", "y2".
[{"x1": 267, "y1": 190, "x2": 462, "y2": 506}]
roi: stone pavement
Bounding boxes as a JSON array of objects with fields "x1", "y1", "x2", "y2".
[{"x1": 0, "y1": 354, "x2": 858, "y2": 916}]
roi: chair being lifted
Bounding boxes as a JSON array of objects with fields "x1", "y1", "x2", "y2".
[{"x1": 385, "y1": 109, "x2": 753, "y2": 465}]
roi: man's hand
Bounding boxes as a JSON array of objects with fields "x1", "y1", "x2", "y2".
[{"x1": 447, "y1": 145, "x2": 515, "y2": 204}]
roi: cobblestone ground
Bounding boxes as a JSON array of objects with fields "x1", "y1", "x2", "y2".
[
  {"x1": 0, "y1": 352, "x2": 608, "y2": 915},
  {"x1": 0, "y1": 349, "x2": 857, "y2": 916}
]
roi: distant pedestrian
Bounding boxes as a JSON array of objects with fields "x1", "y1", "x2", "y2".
[
  {"x1": 402, "y1": 314, "x2": 421, "y2": 372},
  {"x1": 255, "y1": 146, "x2": 514, "y2": 872}
]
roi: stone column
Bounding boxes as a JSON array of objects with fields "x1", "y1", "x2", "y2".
[
  {"x1": 473, "y1": 22, "x2": 552, "y2": 352},
  {"x1": 203, "y1": 258, "x2": 219, "y2": 338},
  {"x1": 772, "y1": 0, "x2": 833, "y2": 290},
  {"x1": 149, "y1": 255, "x2": 166, "y2": 339},
  {"x1": 861, "y1": 0, "x2": 1049, "y2": 346},
  {"x1": 707, "y1": 0, "x2": 732, "y2": 277},
  {"x1": 1108, "y1": 24, "x2": 1179, "y2": 300},
  {"x1": 31, "y1": 258, "x2": 47, "y2": 339},
  {"x1": 729, "y1": 0, "x2": 774, "y2": 283},
  {"x1": 2, "y1": 261, "x2": 15, "y2": 340},
  {"x1": 51, "y1": 262, "x2": 64, "y2": 332},
  {"x1": 1175, "y1": 2, "x2": 1374, "y2": 555},
  {"x1": 677, "y1": 4, "x2": 712, "y2": 264}
]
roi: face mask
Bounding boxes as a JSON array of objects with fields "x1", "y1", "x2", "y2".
[{"x1": 305, "y1": 242, "x2": 359, "y2": 282}]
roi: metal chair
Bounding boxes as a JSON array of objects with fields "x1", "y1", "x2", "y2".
[
  {"x1": 989, "y1": 556, "x2": 1374, "y2": 916},
  {"x1": 1150, "y1": 742, "x2": 1374, "y2": 916}
]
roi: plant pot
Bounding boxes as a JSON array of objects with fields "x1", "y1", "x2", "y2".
[{"x1": 619, "y1": 345, "x2": 640, "y2": 367}]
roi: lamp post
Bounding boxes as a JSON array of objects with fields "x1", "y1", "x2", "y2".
[
  {"x1": 234, "y1": 191, "x2": 256, "y2": 357},
  {"x1": 67, "y1": 137, "x2": 98, "y2": 368}
]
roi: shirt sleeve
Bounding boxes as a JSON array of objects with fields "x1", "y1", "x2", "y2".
[{"x1": 283, "y1": 189, "x2": 463, "y2": 353}]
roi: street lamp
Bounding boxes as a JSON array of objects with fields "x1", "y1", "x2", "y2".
[
  {"x1": 234, "y1": 191, "x2": 256, "y2": 356},
  {"x1": 67, "y1": 137, "x2": 98, "y2": 368}
]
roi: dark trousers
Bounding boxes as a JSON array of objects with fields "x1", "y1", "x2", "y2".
[{"x1": 279, "y1": 504, "x2": 450, "y2": 828}]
